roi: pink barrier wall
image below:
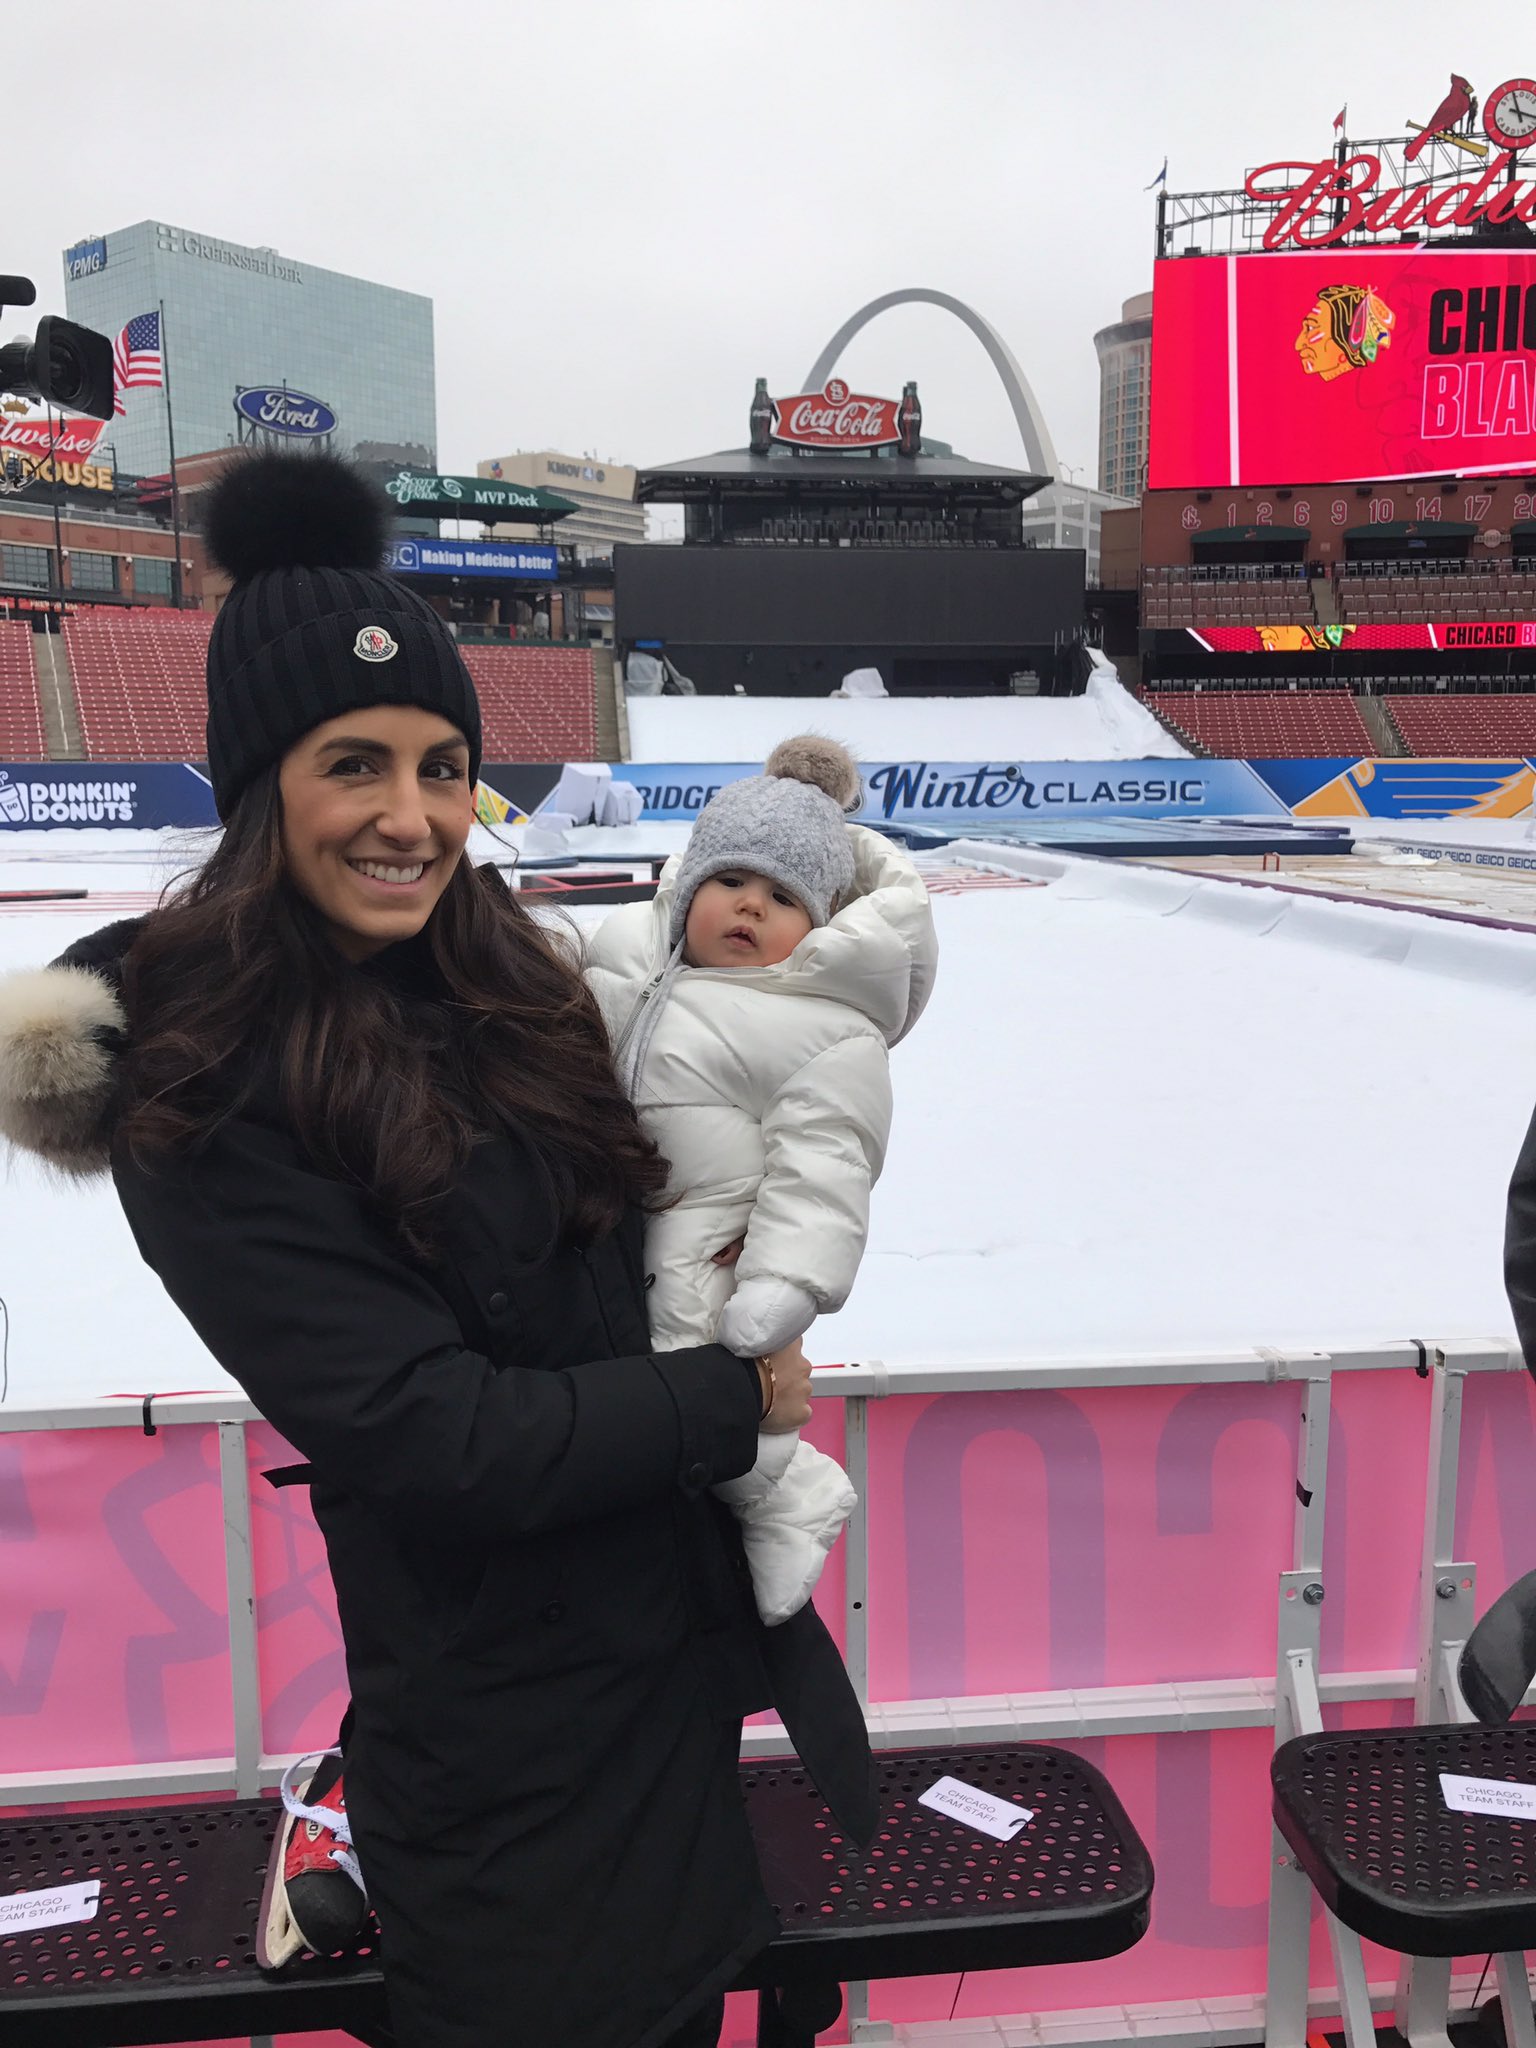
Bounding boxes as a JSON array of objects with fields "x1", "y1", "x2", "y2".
[{"x1": 6, "y1": 1368, "x2": 1536, "y2": 2047}]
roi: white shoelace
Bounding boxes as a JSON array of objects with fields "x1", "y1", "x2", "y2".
[{"x1": 279, "y1": 1749, "x2": 366, "y2": 1893}]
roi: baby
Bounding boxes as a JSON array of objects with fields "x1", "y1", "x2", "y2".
[{"x1": 585, "y1": 737, "x2": 937, "y2": 1623}]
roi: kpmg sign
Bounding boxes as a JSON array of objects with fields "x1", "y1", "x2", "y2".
[
  {"x1": 233, "y1": 387, "x2": 337, "y2": 438},
  {"x1": 64, "y1": 237, "x2": 106, "y2": 281},
  {"x1": 385, "y1": 538, "x2": 559, "y2": 581}
]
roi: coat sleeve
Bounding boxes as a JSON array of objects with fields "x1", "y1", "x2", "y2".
[
  {"x1": 1506, "y1": 1101, "x2": 1536, "y2": 1376},
  {"x1": 111, "y1": 1115, "x2": 762, "y2": 1542},
  {"x1": 718, "y1": 1034, "x2": 892, "y2": 1354}
]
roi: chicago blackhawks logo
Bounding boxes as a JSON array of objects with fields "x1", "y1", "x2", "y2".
[{"x1": 1295, "y1": 285, "x2": 1396, "y2": 382}]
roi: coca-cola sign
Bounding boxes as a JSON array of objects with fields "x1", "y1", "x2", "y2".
[
  {"x1": 771, "y1": 378, "x2": 901, "y2": 450},
  {"x1": 1247, "y1": 148, "x2": 1536, "y2": 250}
]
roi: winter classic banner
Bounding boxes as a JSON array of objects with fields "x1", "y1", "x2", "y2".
[{"x1": 9, "y1": 758, "x2": 1536, "y2": 830}]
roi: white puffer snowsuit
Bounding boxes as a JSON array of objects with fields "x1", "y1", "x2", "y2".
[{"x1": 585, "y1": 825, "x2": 938, "y2": 1622}]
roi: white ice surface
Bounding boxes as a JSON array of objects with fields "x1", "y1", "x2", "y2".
[
  {"x1": 1, "y1": 836, "x2": 1529, "y2": 1406},
  {"x1": 624, "y1": 656, "x2": 1188, "y2": 765}
]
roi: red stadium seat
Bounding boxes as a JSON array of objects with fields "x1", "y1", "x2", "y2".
[
  {"x1": 59, "y1": 619, "x2": 598, "y2": 767},
  {"x1": 1144, "y1": 691, "x2": 1374, "y2": 759},
  {"x1": 1387, "y1": 697, "x2": 1536, "y2": 758},
  {"x1": 0, "y1": 621, "x2": 47, "y2": 759},
  {"x1": 460, "y1": 646, "x2": 596, "y2": 762},
  {"x1": 65, "y1": 611, "x2": 213, "y2": 760}
]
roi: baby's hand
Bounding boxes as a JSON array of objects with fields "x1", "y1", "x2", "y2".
[{"x1": 711, "y1": 1236, "x2": 746, "y2": 1267}]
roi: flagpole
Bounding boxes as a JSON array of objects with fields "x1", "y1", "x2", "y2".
[
  {"x1": 158, "y1": 299, "x2": 185, "y2": 610},
  {"x1": 45, "y1": 404, "x2": 65, "y2": 611}
]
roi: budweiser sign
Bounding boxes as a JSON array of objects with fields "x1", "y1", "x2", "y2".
[
  {"x1": 0, "y1": 412, "x2": 107, "y2": 462},
  {"x1": 1247, "y1": 148, "x2": 1536, "y2": 250},
  {"x1": 771, "y1": 377, "x2": 900, "y2": 450}
]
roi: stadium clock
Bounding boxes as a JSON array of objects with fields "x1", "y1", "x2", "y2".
[{"x1": 1484, "y1": 78, "x2": 1536, "y2": 149}]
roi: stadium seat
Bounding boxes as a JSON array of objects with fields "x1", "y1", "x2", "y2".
[
  {"x1": 1144, "y1": 691, "x2": 1374, "y2": 758},
  {"x1": 0, "y1": 621, "x2": 47, "y2": 759},
  {"x1": 59, "y1": 617, "x2": 597, "y2": 766},
  {"x1": 65, "y1": 611, "x2": 213, "y2": 760},
  {"x1": 460, "y1": 646, "x2": 597, "y2": 761},
  {"x1": 1386, "y1": 696, "x2": 1536, "y2": 757}
]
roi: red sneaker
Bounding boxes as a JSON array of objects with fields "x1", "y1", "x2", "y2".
[{"x1": 256, "y1": 1748, "x2": 369, "y2": 1967}]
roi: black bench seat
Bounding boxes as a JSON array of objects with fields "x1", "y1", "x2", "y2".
[{"x1": 1, "y1": 1742, "x2": 1152, "y2": 2046}]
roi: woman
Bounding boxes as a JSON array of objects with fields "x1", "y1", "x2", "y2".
[{"x1": 0, "y1": 450, "x2": 874, "y2": 2048}]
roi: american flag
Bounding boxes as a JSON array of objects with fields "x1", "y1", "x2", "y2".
[{"x1": 112, "y1": 312, "x2": 163, "y2": 416}]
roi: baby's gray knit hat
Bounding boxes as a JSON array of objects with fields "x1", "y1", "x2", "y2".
[{"x1": 668, "y1": 735, "x2": 862, "y2": 948}]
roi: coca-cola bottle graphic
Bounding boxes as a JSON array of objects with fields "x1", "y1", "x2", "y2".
[
  {"x1": 749, "y1": 378, "x2": 774, "y2": 455},
  {"x1": 897, "y1": 381, "x2": 922, "y2": 457}
]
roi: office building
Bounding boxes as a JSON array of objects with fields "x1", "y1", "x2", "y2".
[
  {"x1": 478, "y1": 450, "x2": 643, "y2": 560},
  {"x1": 63, "y1": 222, "x2": 435, "y2": 476},
  {"x1": 1094, "y1": 291, "x2": 1153, "y2": 500}
]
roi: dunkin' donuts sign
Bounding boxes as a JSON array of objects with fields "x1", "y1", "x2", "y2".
[{"x1": 771, "y1": 378, "x2": 900, "y2": 450}]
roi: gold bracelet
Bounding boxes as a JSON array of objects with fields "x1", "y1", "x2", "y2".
[{"x1": 756, "y1": 1356, "x2": 776, "y2": 1421}]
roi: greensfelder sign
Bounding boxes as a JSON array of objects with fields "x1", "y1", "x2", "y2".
[{"x1": 382, "y1": 470, "x2": 578, "y2": 518}]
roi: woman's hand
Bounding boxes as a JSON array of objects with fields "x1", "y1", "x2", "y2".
[
  {"x1": 757, "y1": 1337, "x2": 813, "y2": 1434},
  {"x1": 711, "y1": 1235, "x2": 746, "y2": 1266}
]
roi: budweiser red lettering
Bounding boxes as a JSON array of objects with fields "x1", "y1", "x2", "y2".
[
  {"x1": 770, "y1": 377, "x2": 901, "y2": 450},
  {"x1": 1245, "y1": 148, "x2": 1536, "y2": 250},
  {"x1": 0, "y1": 414, "x2": 106, "y2": 462}
]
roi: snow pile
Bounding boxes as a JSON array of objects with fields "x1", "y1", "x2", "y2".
[
  {"x1": 625, "y1": 656, "x2": 1188, "y2": 765},
  {"x1": 2, "y1": 836, "x2": 1530, "y2": 1404}
]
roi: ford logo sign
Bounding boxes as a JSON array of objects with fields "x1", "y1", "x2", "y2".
[{"x1": 234, "y1": 387, "x2": 337, "y2": 438}]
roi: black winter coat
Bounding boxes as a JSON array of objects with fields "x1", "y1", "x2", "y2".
[
  {"x1": 1507, "y1": 1105, "x2": 1536, "y2": 1371},
  {"x1": 12, "y1": 919, "x2": 876, "y2": 2048}
]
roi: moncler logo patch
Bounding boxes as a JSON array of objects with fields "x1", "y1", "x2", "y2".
[{"x1": 354, "y1": 626, "x2": 398, "y2": 662}]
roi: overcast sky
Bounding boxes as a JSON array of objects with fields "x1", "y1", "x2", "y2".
[{"x1": 14, "y1": 3, "x2": 1530, "y2": 487}]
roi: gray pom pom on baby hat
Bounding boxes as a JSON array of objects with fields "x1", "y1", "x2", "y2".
[{"x1": 668, "y1": 735, "x2": 861, "y2": 949}]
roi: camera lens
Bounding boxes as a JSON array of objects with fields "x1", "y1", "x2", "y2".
[{"x1": 42, "y1": 326, "x2": 86, "y2": 410}]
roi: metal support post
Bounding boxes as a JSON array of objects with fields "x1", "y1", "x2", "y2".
[
  {"x1": 1269, "y1": 1369, "x2": 1371, "y2": 2048},
  {"x1": 1496, "y1": 1953, "x2": 1536, "y2": 2048},
  {"x1": 843, "y1": 1396, "x2": 870, "y2": 1705},
  {"x1": 218, "y1": 1420, "x2": 263, "y2": 1799},
  {"x1": 1397, "y1": 1358, "x2": 1476, "y2": 2045},
  {"x1": 843, "y1": 1393, "x2": 876, "y2": 2037}
]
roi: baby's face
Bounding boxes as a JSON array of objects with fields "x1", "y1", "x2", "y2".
[{"x1": 684, "y1": 870, "x2": 813, "y2": 968}]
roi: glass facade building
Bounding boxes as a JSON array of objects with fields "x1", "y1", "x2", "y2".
[
  {"x1": 1094, "y1": 291, "x2": 1153, "y2": 501},
  {"x1": 62, "y1": 222, "x2": 435, "y2": 477}
]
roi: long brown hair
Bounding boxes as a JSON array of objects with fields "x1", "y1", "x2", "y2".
[{"x1": 116, "y1": 768, "x2": 666, "y2": 1252}]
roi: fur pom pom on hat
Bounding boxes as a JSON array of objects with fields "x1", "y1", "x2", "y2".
[
  {"x1": 668, "y1": 734, "x2": 861, "y2": 949},
  {"x1": 202, "y1": 449, "x2": 481, "y2": 819}
]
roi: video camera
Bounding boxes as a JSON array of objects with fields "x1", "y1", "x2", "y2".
[{"x1": 0, "y1": 274, "x2": 114, "y2": 422}]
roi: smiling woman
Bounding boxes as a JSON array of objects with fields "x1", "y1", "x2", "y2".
[
  {"x1": 0, "y1": 447, "x2": 869, "y2": 2048},
  {"x1": 277, "y1": 707, "x2": 474, "y2": 960}
]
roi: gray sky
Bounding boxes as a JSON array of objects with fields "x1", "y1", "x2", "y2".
[{"x1": 15, "y1": 2, "x2": 1529, "y2": 484}]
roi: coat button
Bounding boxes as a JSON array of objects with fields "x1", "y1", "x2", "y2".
[
  {"x1": 487, "y1": 1290, "x2": 509, "y2": 1314},
  {"x1": 685, "y1": 1462, "x2": 708, "y2": 1488},
  {"x1": 540, "y1": 1601, "x2": 566, "y2": 1623}
]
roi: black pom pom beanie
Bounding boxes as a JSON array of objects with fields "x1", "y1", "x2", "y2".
[{"x1": 202, "y1": 450, "x2": 481, "y2": 820}]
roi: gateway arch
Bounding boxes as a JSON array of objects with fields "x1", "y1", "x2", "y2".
[{"x1": 802, "y1": 288, "x2": 1060, "y2": 480}]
